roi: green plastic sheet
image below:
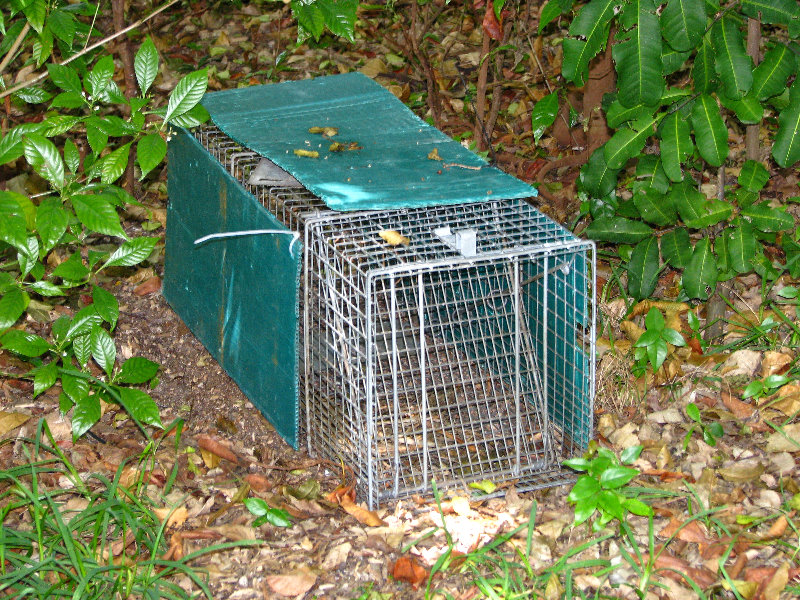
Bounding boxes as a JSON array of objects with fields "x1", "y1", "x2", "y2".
[{"x1": 201, "y1": 72, "x2": 537, "y2": 211}]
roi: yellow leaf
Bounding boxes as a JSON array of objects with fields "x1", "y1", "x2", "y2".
[
  {"x1": 378, "y1": 230, "x2": 410, "y2": 246},
  {"x1": 427, "y1": 147, "x2": 442, "y2": 160},
  {"x1": 293, "y1": 149, "x2": 319, "y2": 158},
  {"x1": 199, "y1": 447, "x2": 220, "y2": 469},
  {"x1": 308, "y1": 126, "x2": 338, "y2": 137},
  {"x1": 0, "y1": 410, "x2": 30, "y2": 436},
  {"x1": 340, "y1": 496, "x2": 385, "y2": 527}
]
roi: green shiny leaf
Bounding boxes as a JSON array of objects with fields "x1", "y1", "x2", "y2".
[
  {"x1": 749, "y1": 44, "x2": 796, "y2": 102},
  {"x1": 90, "y1": 325, "x2": 116, "y2": 375},
  {"x1": 102, "y1": 237, "x2": 158, "y2": 269},
  {"x1": 136, "y1": 133, "x2": 167, "y2": 179},
  {"x1": 690, "y1": 93, "x2": 728, "y2": 167},
  {"x1": 23, "y1": 134, "x2": 64, "y2": 189},
  {"x1": 562, "y1": 0, "x2": 617, "y2": 86},
  {"x1": 36, "y1": 197, "x2": 69, "y2": 253},
  {"x1": 71, "y1": 194, "x2": 127, "y2": 238},
  {"x1": 683, "y1": 238, "x2": 717, "y2": 300},
  {"x1": 0, "y1": 288, "x2": 29, "y2": 332},
  {"x1": 116, "y1": 387, "x2": 163, "y2": 429},
  {"x1": 1, "y1": 330, "x2": 51, "y2": 357},
  {"x1": 741, "y1": 203, "x2": 795, "y2": 232},
  {"x1": 711, "y1": 16, "x2": 752, "y2": 100},
  {"x1": 692, "y1": 36, "x2": 716, "y2": 94},
  {"x1": 72, "y1": 395, "x2": 101, "y2": 439},
  {"x1": 134, "y1": 36, "x2": 159, "y2": 95},
  {"x1": 772, "y1": 81, "x2": 800, "y2": 169},
  {"x1": 659, "y1": 111, "x2": 693, "y2": 182},
  {"x1": 599, "y1": 466, "x2": 639, "y2": 489},
  {"x1": 659, "y1": 228, "x2": 692, "y2": 268},
  {"x1": 579, "y1": 147, "x2": 620, "y2": 198},
  {"x1": 92, "y1": 285, "x2": 119, "y2": 328},
  {"x1": 738, "y1": 160, "x2": 769, "y2": 192},
  {"x1": 740, "y1": 0, "x2": 798, "y2": 26},
  {"x1": 584, "y1": 216, "x2": 653, "y2": 244},
  {"x1": 530, "y1": 92, "x2": 559, "y2": 143},
  {"x1": 612, "y1": 0, "x2": 663, "y2": 107},
  {"x1": 627, "y1": 236, "x2": 660, "y2": 300},
  {"x1": 660, "y1": 0, "x2": 706, "y2": 52},
  {"x1": 164, "y1": 69, "x2": 208, "y2": 123},
  {"x1": 33, "y1": 360, "x2": 58, "y2": 398}
]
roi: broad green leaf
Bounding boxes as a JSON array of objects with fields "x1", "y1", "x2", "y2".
[
  {"x1": 661, "y1": 227, "x2": 692, "y2": 269},
  {"x1": 604, "y1": 115, "x2": 660, "y2": 169},
  {"x1": 85, "y1": 120, "x2": 109, "y2": 155},
  {"x1": 772, "y1": 81, "x2": 800, "y2": 168},
  {"x1": 662, "y1": 46, "x2": 691, "y2": 76},
  {"x1": 530, "y1": 92, "x2": 559, "y2": 143},
  {"x1": 14, "y1": 86, "x2": 52, "y2": 104},
  {"x1": 167, "y1": 104, "x2": 210, "y2": 128},
  {"x1": 659, "y1": 111, "x2": 693, "y2": 182},
  {"x1": 41, "y1": 115, "x2": 81, "y2": 137},
  {"x1": 52, "y1": 251, "x2": 89, "y2": 282},
  {"x1": 117, "y1": 357, "x2": 159, "y2": 384},
  {"x1": 63, "y1": 139, "x2": 79, "y2": 173},
  {"x1": 627, "y1": 236, "x2": 660, "y2": 299},
  {"x1": 3, "y1": 190, "x2": 35, "y2": 229},
  {"x1": 584, "y1": 216, "x2": 653, "y2": 244},
  {"x1": 605, "y1": 100, "x2": 658, "y2": 129},
  {"x1": 728, "y1": 223, "x2": 755, "y2": 273},
  {"x1": 633, "y1": 189, "x2": 676, "y2": 226},
  {"x1": 538, "y1": 0, "x2": 564, "y2": 33},
  {"x1": 85, "y1": 54, "x2": 115, "y2": 99},
  {"x1": 567, "y1": 474, "x2": 601, "y2": 501},
  {"x1": 718, "y1": 93, "x2": 763, "y2": 125},
  {"x1": 673, "y1": 182, "x2": 732, "y2": 228},
  {"x1": 102, "y1": 237, "x2": 159, "y2": 269},
  {"x1": 598, "y1": 489, "x2": 625, "y2": 520},
  {"x1": 661, "y1": 328, "x2": 685, "y2": 346},
  {"x1": 738, "y1": 160, "x2": 769, "y2": 192},
  {"x1": 66, "y1": 306, "x2": 102, "y2": 339},
  {"x1": 749, "y1": 44, "x2": 796, "y2": 102},
  {"x1": 620, "y1": 445, "x2": 643, "y2": 464},
  {"x1": 561, "y1": 0, "x2": 618, "y2": 86},
  {"x1": 23, "y1": 0, "x2": 46, "y2": 33},
  {"x1": 579, "y1": 147, "x2": 620, "y2": 198},
  {"x1": 741, "y1": 204, "x2": 795, "y2": 232},
  {"x1": 645, "y1": 306, "x2": 665, "y2": 330},
  {"x1": 600, "y1": 466, "x2": 639, "y2": 489},
  {"x1": 0, "y1": 330, "x2": 51, "y2": 357},
  {"x1": 92, "y1": 285, "x2": 119, "y2": 328},
  {"x1": 0, "y1": 133, "x2": 24, "y2": 165},
  {"x1": 660, "y1": 0, "x2": 706, "y2": 52},
  {"x1": 91, "y1": 325, "x2": 116, "y2": 375},
  {"x1": 292, "y1": 0, "x2": 325, "y2": 41},
  {"x1": 784, "y1": 237, "x2": 800, "y2": 279},
  {"x1": 116, "y1": 387, "x2": 163, "y2": 428},
  {"x1": 711, "y1": 16, "x2": 752, "y2": 100},
  {"x1": 683, "y1": 238, "x2": 717, "y2": 300},
  {"x1": 61, "y1": 373, "x2": 89, "y2": 404},
  {"x1": 136, "y1": 134, "x2": 167, "y2": 179},
  {"x1": 624, "y1": 498, "x2": 653, "y2": 516},
  {"x1": 134, "y1": 36, "x2": 159, "y2": 95},
  {"x1": 0, "y1": 288, "x2": 29, "y2": 332},
  {"x1": 33, "y1": 360, "x2": 58, "y2": 398},
  {"x1": 99, "y1": 143, "x2": 131, "y2": 185},
  {"x1": 612, "y1": 0, "x2": 664, "y2": 107},
  {"x1": 50, "y1": 91, "x2": 85, "y2": 109},
  {"x1": 23, "y1": 134, "x2": 64, "y2": 189},
  {"x1": 573, "y1": 496, "x2": 597, "y2": 525},
  {"x1": 315, "y1": 0, "x2": 358, "y2": 41},
  {"x1": 692, "y1": 36, "x2": 716, "y2": 94},
  {"x1": 28, "y1": 281, "x2": 64, "y2": 297},
  {"x1": 47, "y1": 9, "x2": 75, "y2": 46},
  {"x1": 740, "y1": 0, "x2": 798, "y2": 26},
  {"x1": 633, "y1": 154, "x2": 669, "y2": 195},
  {"x1": 690, "y1": 94, "x2": 728, "y2": 167},
  {"x1": 164, "y1": 69, "x2": 208, "y2": 123},
  {"x1": 36, "y1": 197, "x2": 69, "y2": 253},
  {"x1": 72, "y1": 395, "x2": 100, "y2": 439},
  {"x1": 72, "y1": 194, "x2": 127, "y2": 238}
]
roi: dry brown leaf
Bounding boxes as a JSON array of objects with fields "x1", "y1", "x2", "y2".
[
  {"x1": 718, "y1": 460, "x2": 765, "y2": 483},
  {"x1": 764, "y1": 423, "x2": 800, "y2": 453},
  {"x1": 761, "y1": 561, "x2": 789, "y2": 600},
  {"x1": 320, "y1": 542, "x2": 351, "y2": 570},
  {"x1": 153, "y1": 505, "x2": 188, "y2": 529},
  {"x1": 645, "y1": 552, "x2": 717, "y2": 588},
  {"x1": 544, "y1": 572, "x2": 564, "y2": 600},
  {"x1": 658, "y1": 518, "x2": 712, "y2": 545},
  {"x1": 427, "y1": 147, "x2": 442, "y2": 161},
  {"x1": 199, "y1": 448, "x2": 220, "y2": 469},
  {"x1": 391, "y1": 556, "x2": 427, "y2": 588},
  {"x1": 482, "y1": 6, "x2": 503, "y2": 40},
  {"x1": 211, "y1": 524, "x2": 257, "y2": 541},
  {"x1": 265, "y1": 568, "x2": 317, "y2": 597},
  {"x1": 730, "y1": 580, "x2": 758, "y2": 600},
  {"x1": 761, "y1": 351, "x2": 792, "y2": 378},
  {"x1": 243, "y1": 473, "x2": 272, "y2": 492},
  {"x1": 619, "y1": 320, "x2": 645, "y2": 342},
  {"x1": 762, "y1": 513, "x2": 792, "y2": 540},
  {"x1": 340, "y1": 496, "x2": 385, "y2": 527},
  {"x1": 721, "y1": 391, "x2": 756, "y2": 419},
  {"x1": 0, "y1": 410, "x2": 30, "y2": 436},
  {"x1": 134, "y1": 276, "x2": 161, "y2": 296},
  {"x1": 378, "y1": 229, "x2": 410, "y2": 247},
  {"x1": 196, "y1": 434, "x2": 239, "y2": 464},
  {"x1": 771, "y1": 383, "x2": 800, "y2": 416}
]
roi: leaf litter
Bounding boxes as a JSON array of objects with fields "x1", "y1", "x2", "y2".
[{"x1": 1, "y1": 0, "x2": 799, "y2": 598}]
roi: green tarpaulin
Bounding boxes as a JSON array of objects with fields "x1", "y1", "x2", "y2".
[{"x1": 201, "y1": 72, "x2": 537, "y2": 211}]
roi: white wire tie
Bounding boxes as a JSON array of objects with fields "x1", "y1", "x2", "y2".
[{"x1": 194, "y1": 229, "x2": 301, "y2": 256}]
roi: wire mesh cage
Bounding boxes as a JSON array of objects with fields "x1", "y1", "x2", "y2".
[{"x1": 172, "y1": 125, "x2": 595, "y2": 508}]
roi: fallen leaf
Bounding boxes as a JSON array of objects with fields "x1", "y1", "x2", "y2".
[
  {"x1": 265, "y1": 568, "x2": 317, "y2": 597},
  {"x1": 482, "y1": 6, "x2": 502, "y2": 40},
  {"x1": 378, "y1": 230, "x2": 410, "y2": 247},
  {"x1": 153, "y1": 505, "x2": 188, "y2": 529},
  {"x1": 199, "y1": 448, "x2": 220, "y2": 469},
  {"x1": 729, "y1": 579, "x2": 758, "y2": 599},
  {"x1": 427, "y1": 147, "x2": 442, "y2": 160},
  {"x1": 764, "y1": 423, "x2": 800, "y2": 453},
  {"x1": 761, "y1": 561, "x2": 789, "y2": 600},
  {"x1": 658, "y1": 518, "x2": 712, "y2": 545},
  {"x1": 544, "y1": 572, "x2": 564, "y2": 600},
  {"x1": 645, "y1": 551, "x2": 717, "y2": 588},
  {"x1": 134, "y1": 276, "x2": 161, "y2": 296},
  {"x1": 244, "y1": 473, "x2": 272, "y2": 492},
  {"x1": 211, "y1": 523, "x2": 257, "y2": 541},
  {"x1": 340, "y1": 496, "x2": 385, "y2": 527},
  {"x1": 321, "y1": 541, "x2": 351, "y2": 570},
  {"x1": 721, "y1": 391, "x2": 755, "y2": 419},
  {"x1": 762, "y1": 513, "x2": 792, "y2": 540},
  {"x1": 0, "y1": 410, "x2": 30, "y2": 436},
  {"x1": 718, "y1": 460, "x2": 765, "y2": 483},
  {"x1": 391, "y1": 556, "x2": 427, "y2": 588},
  {"x1": 293, "y1": 149, "x2": 319, "y2": 158},
  {"x1": 196, "y1": 434, "x2": 239, "y2": 464},
  {"x1": 761, "y1": 351, "x2": 792, "y2": 378}
]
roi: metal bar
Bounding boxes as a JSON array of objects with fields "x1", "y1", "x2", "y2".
[
  {"x1": 418, "y1": 271, "x2": 428, "y2": 488},
  {"x1": 390, "y1": 277, "x2": 400, "y2": 497},
  {"x1": 513, "y1": 257, "x2": 521, "y2": 476}
]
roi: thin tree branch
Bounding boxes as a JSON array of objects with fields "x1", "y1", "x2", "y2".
[
  {"x1": 0, "y1": 0, "x2": 179, "y2": 101},
  {"x1": 0, "y1": 22, "x2": 31, "y2": 79}
]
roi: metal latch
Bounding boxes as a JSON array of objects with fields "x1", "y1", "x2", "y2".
[{"x1": 434, "y1": 226, "x2": 477, "y2": 257}]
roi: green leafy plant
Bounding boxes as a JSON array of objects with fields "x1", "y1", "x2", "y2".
[
  {"x1": 742, "y1": 374, "x2": 792, "y2": 402},
  {"x1": 242, "y1": 497, "x2": 293, "y2": 528},
  {"x1": 0, "y1": 3, "x2": 209, "y2": 439},
  {"x1": 290, "y1": 0, "x2": 359, "y2": 43},
  {"x1": 683, "y1": 402, "x2": 725, "y2": 449},
  {"x1": 551, "y1": 0, "x2": 800, "y2": 302},
  {"x1": 0, "y1": 419, "x2": 257, "y2": 598},
  {"x1": 633, "y1": 307, "x2": 686, "y2": 375},
  {"x1": 564, "y1": 444, "x2": 653, "y2": 531}
]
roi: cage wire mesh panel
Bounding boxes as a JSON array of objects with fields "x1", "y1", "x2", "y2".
[{"x1": 167, "y1": 124, "x2": 595, "y2": 508}]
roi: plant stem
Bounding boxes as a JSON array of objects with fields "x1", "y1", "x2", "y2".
[
  {"x1": 0, "y1": 0, "x2": 179, "y2": 101},
  {"x1": 0, "y1": 22, "x2": 31, "y2": 78},
  {"x1": 745, "y1": 17, "x2": 761, "y2": 161}
]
